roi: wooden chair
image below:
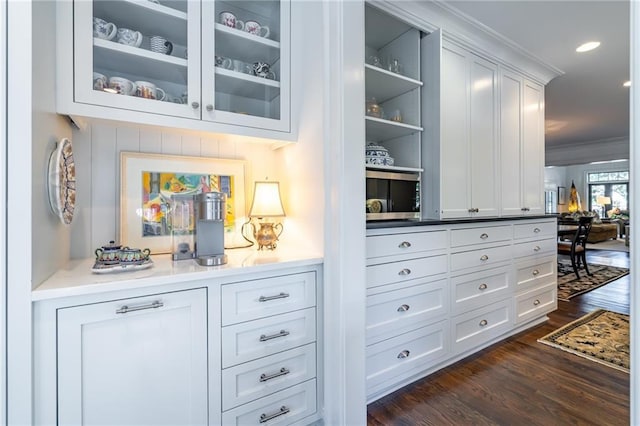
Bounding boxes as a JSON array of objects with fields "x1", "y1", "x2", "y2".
[{"x1": 557, "y1": 216, "x2": 593, "y2": 279}]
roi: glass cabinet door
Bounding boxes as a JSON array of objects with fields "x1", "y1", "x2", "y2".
[
  {"x1": 74, "y1": 0, "x2": 201, "y2": 119},
  {"x1": 202, "y1": 0, "x2": 290, "y2": 132}
]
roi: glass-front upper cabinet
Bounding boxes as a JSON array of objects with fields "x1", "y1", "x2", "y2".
[
  {"x1": 202, "y1": 0, "x2": 290, "y2": 132},
  {"x1": 74, "y1": 0, "x2": 201, "y2": 119}
]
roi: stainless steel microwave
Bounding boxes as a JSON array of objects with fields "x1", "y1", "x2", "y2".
[{"x1": 366, "y1": 170, "x2": 420, "y2": 220}]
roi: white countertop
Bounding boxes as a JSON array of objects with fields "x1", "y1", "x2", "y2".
[{"x1": 33, "y1": 245, "x2": 323, "y2": 301}]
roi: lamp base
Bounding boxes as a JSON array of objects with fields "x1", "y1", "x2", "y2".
[{"x1": 255, "y1": 222, "x2": 283, "y2": 251}]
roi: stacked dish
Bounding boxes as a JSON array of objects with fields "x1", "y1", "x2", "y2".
[{"x1": 365, "y1": 143, "x2": 394, "y2": 166}]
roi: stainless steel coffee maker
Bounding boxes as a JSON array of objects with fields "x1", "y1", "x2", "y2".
[{"x1": 194, "y1": 192, "x2": 227, "y2": 266}]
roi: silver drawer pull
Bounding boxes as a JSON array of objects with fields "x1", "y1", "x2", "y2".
[
  {"x1": 260, "y1": 330, "x2": 290, "y2": 342},
  {"x1": 534, "y1": 227, "x2": 541, "y2": 233},
  {"x1": 479, "y1": 319, "x2": 488, "y2": 327},
  {"x1": 533, "y1": 246, "x2": 541, "y2": 252},
  {"x1": 260, "y1": 367, "x2": 290, "y2": 382},
  {"x1": 397, "y1": 350, "x2": 410, "y2": 359},
  {"x1": 259, "y1": 292, "x2": 290, "y2": 302},
  {"x1": 398, "y1": 268, "x2": 411, "y2": 276},
  {"x1": 260, "y1": 406, "x2": 290, "y2": 423},
  {"x1": 521, "y1": 207, "x2": 528, "y2": 211},
  {"x1": 480, "y1": 255, "x2": 489, "y2": 261},
  {"x1": 480, "y1": 233, "x2": 489, "y2": 240},
  {"x1": 533, "y1": 299, "x2": 541, "y2": 306},
  {"x1": 397, "y1": 304, "x2": 410, "y2": 312},
  {"x1": 478, "y1": 283, "x2": 488, "y2": 290},
  {"x1": 116, "y1": 300, "x2": 163, "y2": 314},
  {"x1": 398, "y1": 241, "x2": 412, "y2": 248},
  {"x1": 532, "y1": 269, "x2": 540, "y2": 276}
]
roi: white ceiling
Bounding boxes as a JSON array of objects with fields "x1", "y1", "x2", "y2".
[{"x1": 446, "y1": 0, "x2": 630, "y2": 149}]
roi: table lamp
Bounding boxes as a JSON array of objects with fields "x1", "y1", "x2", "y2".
[
  {"x1": 596, "y1": 196, "x2": 611, "y2": 217},
  {"x1": 242, "y1": 181, "x2": 286, "y2": 250}
]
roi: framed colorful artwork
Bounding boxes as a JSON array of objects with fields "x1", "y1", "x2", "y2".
[{"x1": 120, "y1": 152, "x2": 247, "y2": 254}]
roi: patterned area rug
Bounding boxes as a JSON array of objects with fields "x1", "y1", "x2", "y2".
[
  {"x1": 557, "y1": 262, "x2": 629, "y2": 301},
  {"x1": 538, "y1": 309, "x2": 629, "y2": 372}
]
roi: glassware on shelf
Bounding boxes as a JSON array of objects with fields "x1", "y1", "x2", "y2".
[
  {"x1": 388, "y1": 58, "x2": 402, "y2": 74},
  {"x1": 389, "y1": 109, "x2": 403, "y2": 123},
  {"x1": 368, "y1": 55, "x2": 383, "y2": 68},
  {"x1": 366, "y1": 97, "x2": 383, "y2": 118}
]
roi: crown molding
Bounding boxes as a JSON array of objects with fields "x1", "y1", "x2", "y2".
[{"x1": 368, "y1": 0, "x2": 564, "y2": 84}]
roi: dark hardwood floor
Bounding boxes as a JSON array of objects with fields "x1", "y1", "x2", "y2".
[{"x1": 368, "y1": 250, "x2": 630, "y2": 426}]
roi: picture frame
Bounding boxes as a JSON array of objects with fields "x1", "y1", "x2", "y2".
[
  {"x1": 120, "y1": 152, "x2": 247, "y2": 254},
  {"x1": 557, "y1": 186, "x2": 566, "y2": 205}
]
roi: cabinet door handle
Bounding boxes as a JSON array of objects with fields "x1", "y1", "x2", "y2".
[
  {"x1": 533, "y1": 299, "x2": 541, "y2": 306},
  {"x1": 259, "y1": 292, "x2": 290, "y2": 302},
  {"x1": 533, "y1": 245, "x2": 541, "y2": 252},
  {"x1": 398, "y1": 241, "x2": 412, "y2": 248},
  {"x1": 478, "y1": 283, "x2": 488, "y2": 290},
  {"x1": 397, "y1": 350, "x2": 410, "y2": 359},
  {"x1": 480, "y1": 255, "x2": 489, "y2": 261},
  {"x1": 191, "y1": 101, "x2": 200, "y2": 109},
  {"x1": 206, "y1": 104, "x2": 213, "y2": 111},
  {"x1": 260, "y1": 406, "x2": 290, "y2": 423},
  {"x1": 480, "y1": 233, "x2": 489, "y2": 240},
  {"x1": 115, "y1": 300, "x2": 163, "y2": 314},
  {"x1": 479, "y1": 319, "x2": 488, "y2": 327},
  {"x1": 260, "y1": 330, "x2": 290, "y2": 342},
  {"x1": 521, "y1": 207, "x2": 528, "y2": 211},
  {"x1": 260, "y1": 367, "x2": 290, "y2": 382},
  {"x1": 397, "y1": 304, "x2": 410, "y2": 312},
  {"x1": 398, "y1": 268, "x2": 411, "y2": 276},
  {"x1": 532, "y1": 269, "x2": 540, "y2": 276},
  {"x1": 534, "y1": 227, "x2": 541, "y2": 233}
]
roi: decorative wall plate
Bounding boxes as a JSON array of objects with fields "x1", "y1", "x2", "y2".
[{"x1": 47, "y1": 138, "x2": 76, "y2": 225}]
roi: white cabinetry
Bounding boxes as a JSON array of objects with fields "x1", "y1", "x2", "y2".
[
  {"x1": 58, "y1": 0, "x2": 292, "y2": 138},
  {"x1": 366, "y1": 218, "x2": 557, "y2": 401},
  {"x1": 500, "y1": 68, "x2": 546, "y2": 216},
  {"x1": 220, "y1": 271, "x2": 319, "y2": 425},
  {"x1": 57, "y1": 288, "x2": 208, "y2": 425},
  {"x1": 439, "y1": 41, "x2": 499, "y2": 219},
  {"x1": 33, "y1": 262, "x2": 323, "y2": 426},
  {"x1": 364, "y1": 5, "x2": 424, "y2": 173}
]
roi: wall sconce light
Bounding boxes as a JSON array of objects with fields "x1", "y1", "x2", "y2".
[{"x1": 242, "y1": 181, "x2": 286, "y2": 250}]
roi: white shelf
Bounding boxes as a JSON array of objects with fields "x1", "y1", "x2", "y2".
[
  {"x1": 215, "y1": 68, "x2": 280, "y2": 101},
  {"x1": 93, "y1": 0, "x2": 188, "y2": 46},
  {"x1": 365, "y1": 64, "x2": 422, "y2": 103},
  {"x1": 366, "y1": 165, "x2": 424, "y2": 173},
  {"x1": 365, "y1": 116, "x2": 423, "y2": 142},
  {"x1": 215, "y1": 24, "x2": 280, "y2": 65},
  {"x1": 94, "y1": 38, "x2": 188, "y2": 83}
]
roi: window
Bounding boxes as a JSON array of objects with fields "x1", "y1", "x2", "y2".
[{"x1": 587, "y1": 171, "x2": 629, "y2": 217}]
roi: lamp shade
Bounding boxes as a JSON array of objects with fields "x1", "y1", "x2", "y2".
[
  {"x1": 567, "y1": 180, "x2": 581, "y2": 213},
  {"x1": 596, "y1": 196, "x2": 611, "y2": 205},
  {"x1": 248, "y1": 181, "x2": 286, "y2": 218}
]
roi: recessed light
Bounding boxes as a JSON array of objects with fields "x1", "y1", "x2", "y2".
[
  {"x1": 624, "y1": 81, "x2": 631, "y2": 87},
  {"x1": 576, "y1": 41, "x2": 601, "y2": 53}
]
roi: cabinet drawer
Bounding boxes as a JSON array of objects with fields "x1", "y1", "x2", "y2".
[
  {"x1": 450, "y1": 225, "x2": 512, "y2": 248},
  {"x1": 514, "y1": 283, "x2": 557, "y2": 325},
  {"x1": 451, "y1": 266, "x2": 511, "y2": 313},
  {"x1": 222, "y1": 272, "x2": 316, "y2": 325},
  {"x1": 366, "y1": 320, "x2": 448, "y2": 391},
  {"x1": 367, "y1": 230, "x2": 447, "y2": 259},
  {"x1": 366, "y1": 279, "x2": 448, "y2": 345},
  {"x1": 222, "y1": 379, "x2": 317, "y2": 426},
  {"x1": 452, "y1": 299, "x2": 511, "y2": 354},
  {"x1": 512, "y1": 238, "x2": 556, "y2": 258},
  {"x1": 222, "y1": 308, "x2": 316, "y2": 368},
  {"x1": 366, "y1": 255, "x2": 447, "y2": 288},
  {"x1": 450, "y1": 245, "x2": 511, "y2": 272},
  {"x1": 513, "y1": 221, "x2": 556, "y2": 240},
  {"x1": 222, "y1": 343, "x2": 316, "y2": 411},
  {"x1": 515, "y1": 256, "x2": 556, "y2": 292}
]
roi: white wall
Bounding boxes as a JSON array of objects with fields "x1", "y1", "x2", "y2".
[
  {"x1": 1, "y1": 0, "x2": 7, "y2": 421},
  {"x1": 545, "y1": 137, "x2": 629, "y2": 167},
  {"x1": 32, "y1": 0, "x2": 73, "y2": 287}
]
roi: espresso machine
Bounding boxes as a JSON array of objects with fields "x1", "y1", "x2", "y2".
[{"x1": 194, "y1": 192, "x2": 227, "y2": 266}]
